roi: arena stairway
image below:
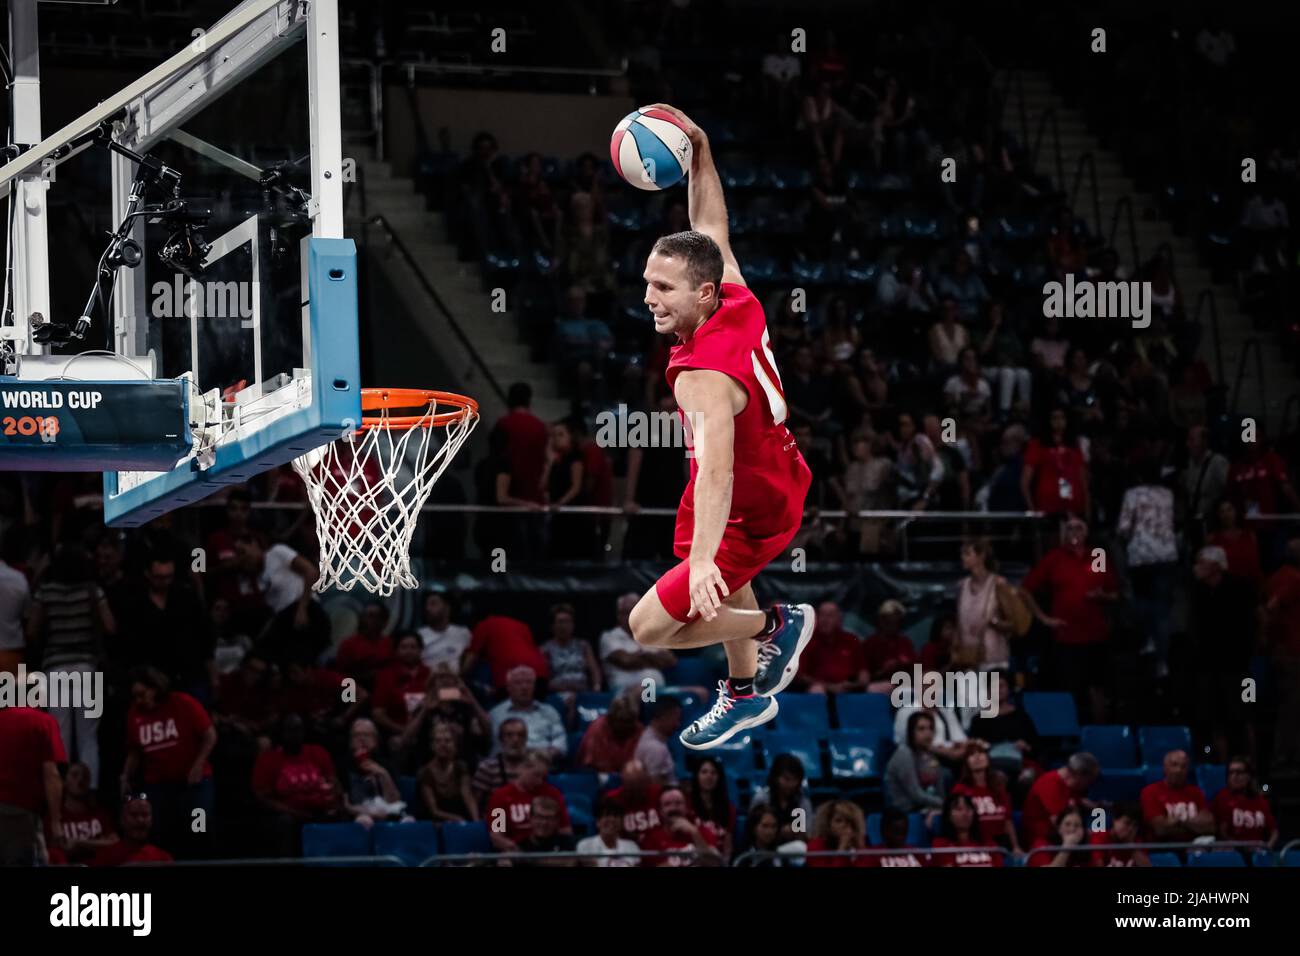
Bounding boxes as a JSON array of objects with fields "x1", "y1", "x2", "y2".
[
  {"x1": 1005, "y1": 71, "x2": 1291, "y2": 434},
  {"x1": 346, "y1": 146, "x2": 570, "y2": 426}
]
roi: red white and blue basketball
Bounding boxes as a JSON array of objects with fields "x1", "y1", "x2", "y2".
[{"x1": 610, "y1": 108, "x2": 693, "y2": 191}]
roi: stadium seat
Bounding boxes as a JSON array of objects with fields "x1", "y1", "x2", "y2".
[
  {"x1": 710, "y1": 734, "x2": 759, "y2": 781},
  {"x1": 761, "y1": 730, "x2": 823, "y2": 781},
  {"x1": 1090, "y1": 768, "x2": 1146, "y2": 804},
  {"x1": 827, "y1": 729, "x2": 882, "y2": 779},
  {"x1": 373, "y1": 821, "x2": 439, "y2": 867},
  {"x1": 866, "y1": 812, "x2": 927, "y2": 847},
  {"x1": 551, "y1": 772, "x2": 599, "y2": 805},
  {"x1": 1022, "y1": 692, "x2": 1081, "y2": 738},
  {"x1": 1283, "y1": 847, "x2": 1300, "y2": 867},
  {"x1": 1196, "y1": 764, "x2": 1227, "y2": 801},
  {"x1": 1148, "y1": 852, "x2": 1182, "y2": 867},
  {"x1": 774, "y1": 695, "x2": 830, "y2": 736},
  {"x1": 1142, "y1": 764, "x2": 1166, "y2": 786},
  {"x1": 575, "y1": 692, "x2": 613, "y2": 728},
  {"x1": 1138, "y1": 726, "x2": 1193, "y2": 767},
  {"x1": 441, "y1": 821, "x2": 492, "y2": 855},
  {"x1": 1187, "y1": 850, "x2": 1246, "y2": 868},
  {"x1": 566, "y1": 730, "x2": 586, "y2": 763},
  {"x1": 302, "y1": 822, "x2": 372, "y2": 859},
  {"x1": 545, "y1": 693, "x2": 571, "y2": 728},
  {"x1": 1080, "y1": 725, "x2": 1138, "y2": 769},
  {"x1": 1251, "y1": 850, "x2": 1275, "y2": 867},
  {"x1": 665, "y1": 655, "x2": 719, "y2": 687},
  {"x1": 397, "y1": 775, "x2": 418, "y2": 808},
  {"x1": 834, "y1": 693, "x2": 893, "y2": 733}
]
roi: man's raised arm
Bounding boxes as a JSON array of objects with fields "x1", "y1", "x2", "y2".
[{"x1": 642, "y1": 103, "x2": 746, "y2": 287}]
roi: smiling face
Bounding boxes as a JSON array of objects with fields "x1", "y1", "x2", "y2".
[{"x1": 644, "y1": 251, "x2": 714, "y2": 337}]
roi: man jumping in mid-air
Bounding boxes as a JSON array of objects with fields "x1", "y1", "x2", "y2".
[{"x1": 627, "y1": 103, "x2": 815, "y2": 750}]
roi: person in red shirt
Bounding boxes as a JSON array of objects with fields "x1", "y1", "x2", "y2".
[
  {"x1": 687, "y1": 757, "x2": 736, "y2": 859},
  {"x1": 333, "y1": 602, "x2": 393, "y2": 686},
  {"x1": 494, "y1": 383, "x2": 549, "y2": 506},
  {"x1": 795, "y1": 601, "x2": 869, "y2": 693},
  {"x1": 920, "y1": 614, "x2": 956, "y2": 673},
  {"x1": 372, "y1": 632, "x2": 432, "y2": 735},
  {"x1": 1021, "y1": 407, "x2": 1089, "y2": 518},
  {"x1": 952, "y1": 742, "x2": 1020, "y2": 853},
  {"x1": 463, "y1": 614, "x2": 550, "y2": 691},
  {"x1": 252, "y1": 713, "x2": 342, "y2": 856},
  {"x1": 1207, "y1": 498, "x2": 1263, "y2": 585},
  {"x1": 576, "y1": 693, "x2": 644, "y2": 774},
  {"x1": 121, "y1": 667, "x2": 217, "y2": 858},
  {"x1": 639, "y1": 785, "x2": 723, "y2": 866},
  {"x1": 1028, "y1": 805, "x2": 1097, "y2": 867},
  {"x1": 1212, "y1": 757, "x2": 1278, "y2": 848},
  {"x1": 863, "y1": 808, "x2": 930, "y2": 867},
  {"x1": 1019, "y1": 516, "x2": 1119, "y2": 721},
  {"x1": 805, "y1": 799, "x2": 872, "y2": 867},
  {"x1": 53, "y1": 761, "x2": 117, "y2": 864},
  {"x1": 863, "y1": 599, "x2": 917, "y2": 691},
  {"x1": 203, "y1": 488, "x2": 266, "y2": 628},
  {"x1": 1227, "y1": 443, "x2": 1300, "y2": 520},
  {"x1": 932, "y1": 793, "x2": 1003, "y2": 867},
  {"x1": 1140, "y1": 750, "x2": 1213, "y2": 843},
  {"x1": 0, "y1": 703, "x2": 66, "y2": 866},
  {"x1": 1021, "y1": 752, "x2": 1099, "y2": 847},
  {"x1": 276, "y1": 659, "x2": 365, "y2": 735},
  {"x1": 607, "y1": 759, "x2": 664, "y2": 842},
  {"x1": 485, "y1": 751, "x2": 572, "y2": 852},
  {"x1": 214, "y1": 651, "x2": 277, "y2": 741},
  {"x1": 89, "y1": 796, "x2": 173, "y2": 867},
  {"x1": 1263, "y1": 538, "x2": 1300, "y2": 767},
  {"x1": 1091, "y1": 803, "x2": 1150, "y2": 867}
]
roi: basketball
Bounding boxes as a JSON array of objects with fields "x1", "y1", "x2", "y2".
[{"x1": 610, "y1": 107, "x2": 692, "y2": 191}]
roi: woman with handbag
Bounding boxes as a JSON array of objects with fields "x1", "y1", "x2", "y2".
[{"x1": 956, "y1": 538, "x2": 1026, "y2": 672}]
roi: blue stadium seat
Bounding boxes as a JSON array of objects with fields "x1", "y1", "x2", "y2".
[
  {"x1": 835, "y1": 693, "x2": 893, "y2": 732},
  {"x1": 397, "y1": 775, "x2": 418, "y2": 808},
  {"x1": 1138, "y1": 726, "x2": 1193, "y2": 767},
  {"x1": 710, "y1": 734, "x2": 759, "y2": 781},
  {"x1": 761, "y1": 730, "x2": 822, "y2": 781},
  {"x1": 1251, "y1": 850, "x2": 1275, "y2": 867},
  {"x1": 551, "y1": 772, "x2": 599, "y2": 805},
  {"x1": 575, "y1": 692, "x2": 613, "y2": 728},
  {"x1": 1081, "y1": 726, "x2": 1138, "y2": 769},
  {"x1": 1090, "y1": 768, "x2": 1146, "y2": 804},
  {"x1": 665, "y1": 656, "x2": 719, "y2": 688},
  {"x1": 545, "y1": 693, "x2": 571, "y2": 728},
  {"x1": 1148, "y1": 852, "x2": 1182, "y2": 868},
  {"x1": 441, "y1": 821, "x2": 492, "y2": 855},
  {"x1": 827, "y1": 729, "x2": 882, "y2": 779},
  {"x1": 1283, "y1": 847, "x2": 1300, "y2": 867},
  {"x1": 302, "y1": 822, "x2": 372, "y2": 859},
  {"x1": 1196, "y1": 764, "x2": 1227, "y2": 801},
  {"x1": 775, "y1": 695, "x2": 830, "y2": 736},
  {"x1": 1187, "y1": 850, "x2": 1246, "y2": 868},
  {"x1": 866, "y1": 812, "x2": 927, "y2": 847},
  {"x1": 373, "y1": 821, "x2": 439, "y2": 867},
  {"x1": 1142, "y1": 764, "x2": 1166, "y2": 787},
  {"x1": 1022, "y1": 692, "x2": 1081, "y2": 738},
  {"x1": 567, "y1": 730, "x2": 586, "y2": 764}
]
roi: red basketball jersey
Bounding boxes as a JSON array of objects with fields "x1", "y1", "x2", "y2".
[{"x1": 666, "y1": 283, "x2": 811, "y2": 561}]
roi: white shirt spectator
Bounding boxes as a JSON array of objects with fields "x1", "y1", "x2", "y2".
[
  {"x1": 1118, "y1": 485, "x2": 1179, "y2": 566},
  {"x1": 488, "y1": 698, "x2": 567, "y2": 756},
  {"x1": 0, "y1": 560, "x2": 29, "y2": 652},
  {"x1": 259, "y1": 543, "x2": 305, "y2": 613},
  {"x1": 943, "y1": 374, "x2": 993, "y2": 415},
  {"x1": 599, "y1": 625, "x2": 665, "y2": 692},
  {"x1": 633, "y1": 725, "x2": 676, "y2": 785},
  {"x1": 575, "y1": 834, "x2": 641, "y2": 866},
  {"x1": 893, "y1": 703, "x2": 969, "y2": 748},
  {"x1": 419, "y1": 622, "x2": 472, "y2": 670}
]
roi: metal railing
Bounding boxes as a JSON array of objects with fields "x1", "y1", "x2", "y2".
[
  {"x1": 126, "y1": 855, "x2": 405, "y2": 867},
  {"x1": 418, "y1": 847, "x2": 711, "y2": 867},
  {"x1": 362, "y1": 214, "x2": 507, "y2": 404},
  {"x1": 341, "y1": 59, "x2": 385, "y2": 162},
  {"x1": 1022, "y1": 840, "x2": 1266, "y2": 866},
  {"x1": 732, "y1": 845, "x2": 1012, "y2": 867}
]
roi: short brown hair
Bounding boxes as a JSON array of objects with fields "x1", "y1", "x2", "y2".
[{"x1": 651, "y1": 230, "x2": 724, "y2": 291}]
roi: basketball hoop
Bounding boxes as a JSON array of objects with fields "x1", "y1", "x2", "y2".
[{"x1": 292, "y1": 388, "x2": 479, "y2": 596}]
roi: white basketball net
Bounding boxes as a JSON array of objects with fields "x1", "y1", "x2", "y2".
[{"x1": 292, "y1": 396, "x2": 478, "y2": 595}]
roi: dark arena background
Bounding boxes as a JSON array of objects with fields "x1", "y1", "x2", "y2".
[{"x1": 0, "y1": 0, "x2": 1296, "y2": 937}]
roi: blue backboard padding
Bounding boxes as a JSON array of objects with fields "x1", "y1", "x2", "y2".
[{"x1": 104, "y1": 238, "x2": 361, "y2": 527}]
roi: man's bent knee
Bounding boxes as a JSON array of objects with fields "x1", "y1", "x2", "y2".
[{"x1": 630, "y1": 588, "x2": 679, "y2": 647}]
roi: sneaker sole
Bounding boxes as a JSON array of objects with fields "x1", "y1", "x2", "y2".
[
  {"x1": 680, "y1": 697, "x2": 779, "y2": 751},
  {"x1": 759, "y1": 603, "x2": 816, "y2": 697}
]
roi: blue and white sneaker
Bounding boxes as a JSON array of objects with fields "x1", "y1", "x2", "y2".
[
  {"x1": 754, "y1": 603, "x2": 816, "y2": 697},
  {"x1": 679, "y1": 680, "x2": 778, "y2": 751}
]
